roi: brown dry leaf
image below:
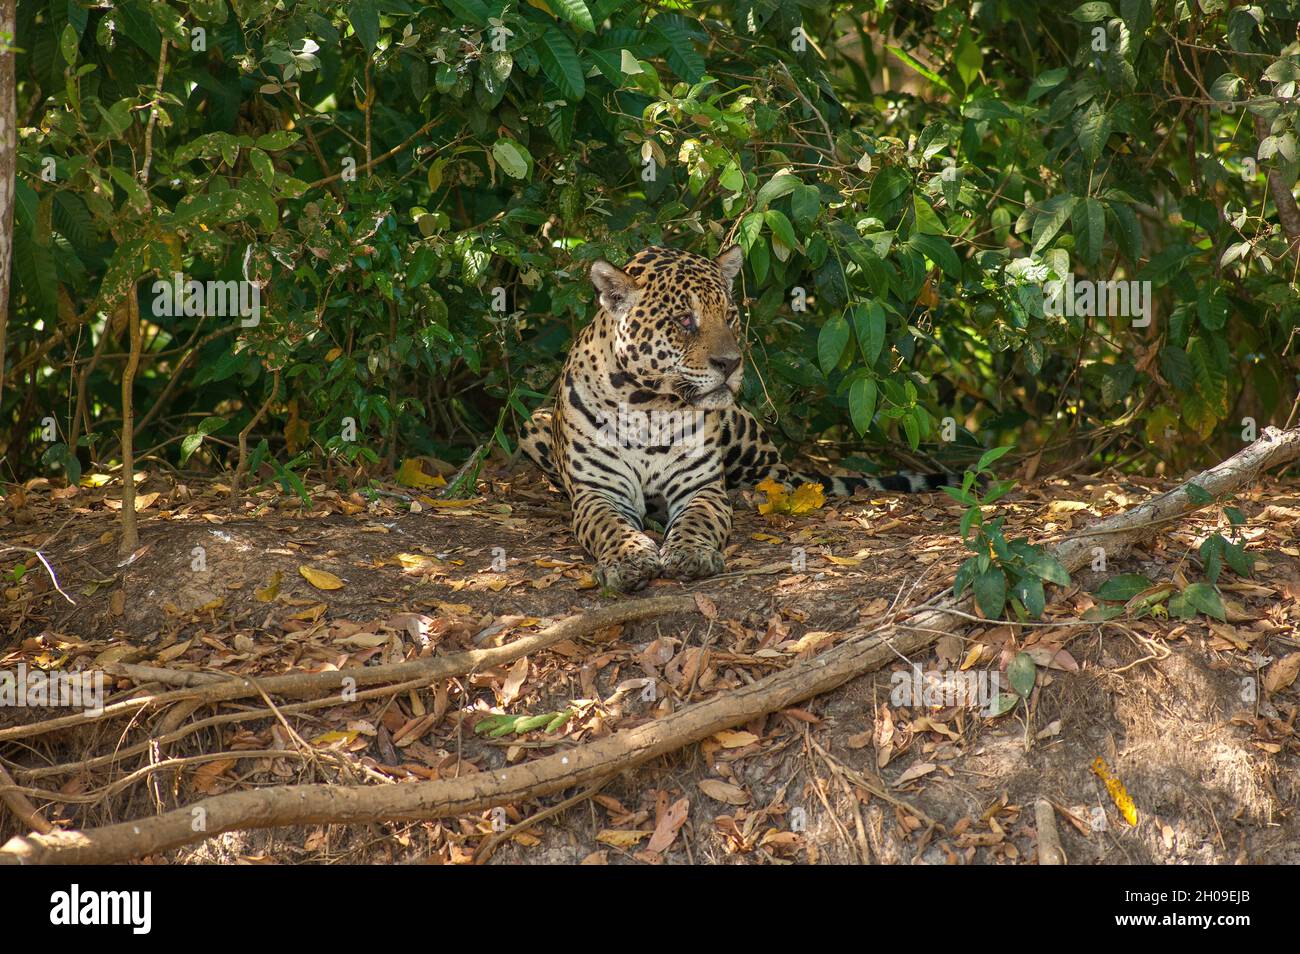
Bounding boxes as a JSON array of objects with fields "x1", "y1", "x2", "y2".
[
  {"x1": 1264, "y1": 653, "x2": 1300, "y2": 695},
  {"x1": 699, "y1": 779, "x2": 750, "y2": 805},
  {"x1": 133, "y1": 491, "x2": 161, "y2": 511},
  {"x1": 693, "y1": 593, "x2": 718, "y2": 619},
  {"x1": 1024, "y1": 645, "x2": 1079, "y2": 671},
  {"x1": 109, "y1": 590, "x2": 125, "y2": 616},
  {"x1": 192, "y1": 758, "x2": 238, "y2": 794},
  {"x1": 155, "y1": 638, "x2": 193, "y2": 663},
  {"x1": 876, "y1": 706, "x2": 896, "y2": 769},
  {"x1": 712, "y1": 730, "x2": 759, "y2": 749},
  {"x1": 299, "y1": 566, "x2": 345, "y2": 590},
  {"x1": 335, "y1": 633, "x2": 386, "y2": 648},
  {"x1": 501, "y1": 657, "x2": 529, "y2": 706},
  {"x1": 894, "y1": 762, "x2": 936, "y2": 786},
  {"x1": 646, "y1": 797, "x2": 690, "y2": 854}
]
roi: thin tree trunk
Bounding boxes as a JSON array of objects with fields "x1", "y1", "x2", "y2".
[
  {"x1": 0, "y1": 0, "x2": 17, "y2": 407},
  {"x1": 118, "y1": 293, "x2": 142, "y2": 555}
]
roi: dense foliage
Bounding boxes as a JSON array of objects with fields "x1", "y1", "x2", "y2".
[{"x1": 4, "y1": 0, "x2": 1299, "y2": 490}]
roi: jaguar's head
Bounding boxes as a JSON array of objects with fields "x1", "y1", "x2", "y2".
[{"x1": 590, "y1": 245, "x2": 744, "y2": 409}]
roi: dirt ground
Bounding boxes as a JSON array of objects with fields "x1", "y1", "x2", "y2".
[{"x1": 2, "y1": 461, "x2": 1299, "y2": 865}]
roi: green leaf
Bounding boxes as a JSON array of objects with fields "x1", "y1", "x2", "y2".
[
  {"x1": 550, "y1": 0, "x2": 594, "y2": 33},
  {"x1": 492, "y1": 138, "x2": 532, "y2": 179},
  {"x1": 848, "y1": 377, "x2": 877, "y2": 436},
  {"x1": 60, "y1": 23, "x2": 80, "y2": 66},
  {"x1": 955, "y1": 35, "x2": 982, "y2": 88},
  {"x1": 1072, "y1": 2, "x2": 1115, "y2": 22},
  {"x1": 1185, "y1": 482, "x2": 1213, "y2": 505},
  {"x1": 885, "y1": 46, "x2": 954, "y2": 94},
  {"x1": 764, "y1": 209, "x2": 799, "y2": 258},
  {"x1": 910, "y1": 195, "x2": 944, "y2": 235},
  {"x1": 348, "y1": 0, "x2": 379, "y2": 53},
  {"x1": 1222, "y1": 539, "x2": 1253, "y2": 577},
  {"x1": 818, "y1": 315, "x2": 850, "y2": 375},
  {"x1": 1096, "y1": 573, "x2": 1153, "y2": 601},
  {"x1": 954, "y1": 556, "x2": 978, "y2": 597},
  {"x1": 984, "y1": 693, "x2": 1020, "y2": 717},
  {"x1": 650, "y1": 14, "x2": 704, "y2": 81},
  {"x1": 1077, "y1": 101, "x2": 1112, "y2": 162},
  {"x1": 534, "y1": 26, "x2": 585, "y2": 101},
  {"x1": 1013, "y1": 575, "x2": 1046, "y2": 618},
  {"x1": 973, "y1": 567, "x2": 1007, "y2": 619},
  {"x1": 1030, "y1": 195, "x2": 1078, "y2": 253},
  {"x1": 756, "y1": 174, "x2": 801, "y2": 210},
  {"x1": 1108, "y1": 201, "x2": 1143, "y2": 262},
  {"x1": 976, "y1": 445, "x2": 1013, "y2": 472},
  {"x1": 1077, "y1": 197, "x2": 1105, "y2": 265},
  {"x1": 1026, "y1": 67, "x2": 1069, "y2": 102},
  {"x1": 1008, "y1": 652, "x2": 1037, "y2": 698},
  {"x1": 1023, "y1": 549, "x2": 1071, "y2": 586},
  {"x1": 907, "y1": 233, "x2": 961, "y2": 279},
  {"x1": 851, "y1": 301, "x2": 886, "y2": 366},
  {"x1": 1182, "y1": 582, "x2": 1226, "y2": 621},
  {"x1": 255, "y1": 130, "x2": 299, "y2": 151},
  {"x1": 791, "y1": 184, "x2": 820, "y2": 228}
]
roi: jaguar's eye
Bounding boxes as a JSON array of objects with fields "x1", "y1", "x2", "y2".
[{"x1": 677, "y1": 313, "x2": 697, "y2": 332}]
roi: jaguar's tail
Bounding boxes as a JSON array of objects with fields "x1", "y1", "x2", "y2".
[{"x1": 786, "y1": 470, "x2": 954, "y2": 497}]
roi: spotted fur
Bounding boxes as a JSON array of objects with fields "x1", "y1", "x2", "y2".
[{"x1": 520, "y1": 246, "x2": 948, "y2": 591}]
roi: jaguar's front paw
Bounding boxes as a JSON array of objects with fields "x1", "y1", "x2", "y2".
[
  {"x1": 596, "y1": 549, "x2": 663, "y2": 592},
  {"x1": 661, "y1": 543, "x2": 725, "y2": 581}
]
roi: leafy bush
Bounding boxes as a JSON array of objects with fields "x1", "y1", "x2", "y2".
[{"x1": 4, "y1": 1, "x2": 1299, "y2": 486}]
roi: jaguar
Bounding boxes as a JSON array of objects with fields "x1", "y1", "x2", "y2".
[{"x1": 519, "y1": 245, "x2": 947, "y2": 591}]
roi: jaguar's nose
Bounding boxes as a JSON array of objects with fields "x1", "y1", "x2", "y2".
[{"x1": 711, "y1": 352, "x2": 742, "y2": 379}]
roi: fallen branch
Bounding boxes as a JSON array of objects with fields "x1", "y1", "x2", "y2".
[
  {"x1": 0, "y1": 764, "x2": 54, "y2": 835},
  {"x1": 4, "y1": 427, "x2": 1297, "y2": 864},
  {"x1": 0, "y1": 594, "x2": 698, "y2": 744},
  {"x1": 1035, "y1": 797, "x2": 1067, "y2": 865}
]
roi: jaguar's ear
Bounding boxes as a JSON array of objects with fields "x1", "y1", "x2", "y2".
[
  {"x1": 590, "y1": 260, "x2": 638, "y2": 316},
  {"x1": 715, "y1": 245, "x2": 744, "y2": 284}
]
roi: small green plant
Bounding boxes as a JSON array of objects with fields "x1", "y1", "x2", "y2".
[
  {"x1": 946, "y1": 446, "x2": 1070, "y2": 620},
  {"x1": 1090, "y1": 483, "x2": 1252, "y2": 623}
]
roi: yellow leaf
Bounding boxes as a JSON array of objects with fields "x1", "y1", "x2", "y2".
[
  {"x1": 324, "y1": 347, "x2": 343, "y2": 362},
  {"x1": 396, "y1": 458, "x2": 447, "y2": 489},
  {"x1": 395, "y1": 552, "x2": 439, "y2": 571},
  {"x1": 312, "y1": 730, "x2": 359, "y2": 746},
  {"x1": 1091, "y1": 758, "x2": 1138, "y2": 825},
  {"x1": 80, "y1": 473, "x2": 114, "y2": 488},
  {"x1": 750, "y1": 533, "x2": 783, "y2": 543},
  {"x1": 255, "y1": 570, "x2": 283, "y2": 602},
  {"x1": 713, "y1": 730, "x2": 760, "y2": 748},
  {"x1": 755, "y1": 479, "x2": 824, "y2": 516},
  {"x1": 299, "y1": 566, "x2": 345, "y2": 590},
  {"x1": 788, "y1": 482, "x2": 825, "y2": 514},
  {"x1": 825, "y1": 555, "x2": 862, "y2": 566},
  {"x1": 595, "y1": 829, "x2": 653, "y2": 848},
  {"x1": 755, "y1": 478, "x2": 787, "y2": 515},
  {"x1": 289, "y1": 602, "x2": 327, "y2": 621}
]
